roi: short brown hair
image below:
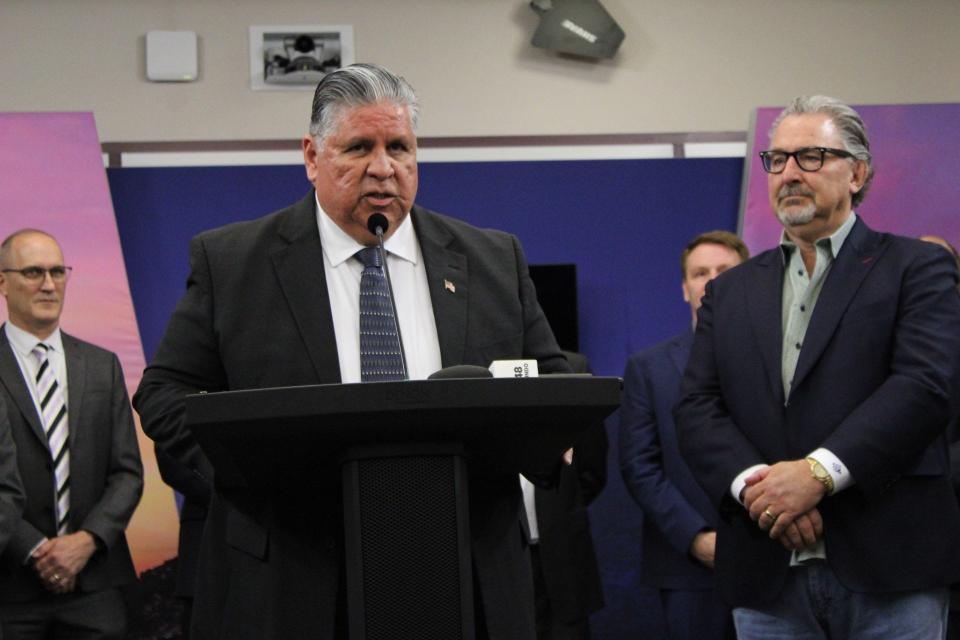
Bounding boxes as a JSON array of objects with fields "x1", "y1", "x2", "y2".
[{"x1": 680, "y1": 230, "x2": 750, "y2": 278}]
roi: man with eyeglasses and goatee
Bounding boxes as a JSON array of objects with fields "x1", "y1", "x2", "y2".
[
  {"x1": 0, "y1": 229, "x2": 143, "y2": 640},
  {"x1": 675, "y1": 96, "x2": 960, "y2": 639}
]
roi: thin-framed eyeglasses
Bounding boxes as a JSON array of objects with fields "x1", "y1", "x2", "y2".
[
  {"x1": 759, "y1": 147, "x2": 856, "y2": 174},
  {"x1": 1, "y1": 266, "x2": 73, "y2": 283}
]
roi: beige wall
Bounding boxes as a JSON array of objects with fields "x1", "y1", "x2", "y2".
[{"x1": 2, "y1": 0, "x2": 957, "y2": 142}]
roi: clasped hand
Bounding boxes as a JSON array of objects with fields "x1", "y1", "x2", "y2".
[
  {"x1": 742, "y1": 460, "x2": 827, "y2": 551},
  {"x1": 31, "y1": 531, "x2": 98, "y2": 594}
]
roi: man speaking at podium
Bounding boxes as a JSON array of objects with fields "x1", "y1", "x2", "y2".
[{"x1": 134, "y1": 63, "x2": 570, "y2": 639}]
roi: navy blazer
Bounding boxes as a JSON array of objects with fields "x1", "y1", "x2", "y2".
[
  {"x1": 676, "y1": 218, "x2": 960, "y2": 607},
  {"x1": 620, "y1": 330, "x2": 718, "y2": 590}
]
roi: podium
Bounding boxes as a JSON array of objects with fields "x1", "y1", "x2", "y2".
[{"x1": 186, "y1": 376, "x2": 621, "y2": 640}]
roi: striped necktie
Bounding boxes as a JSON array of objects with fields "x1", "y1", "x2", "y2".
[
  {"x1": 32, "y1": 344, "x2": 70, "y2": 535},
  {"x1": 356, "y1": 247, "x2": 406, "y2": 382}
]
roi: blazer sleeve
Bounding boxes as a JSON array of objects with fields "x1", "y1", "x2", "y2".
[
  {"x1": 620, "y1": 353, "x2": 709, "y2": 554},
  {"x1": 821, "y1": 246, "x2": 960, "y2": 498},
  {"x1": 0, "y1": 398, "x2": 25, "y2": 556},
  {"x1": 511, "y1": 234, "x2": 572, "y2": 488},
  {"x1": 133, "y1": 234, "x2": 222, "y2": 483},
  {"x1": 78, "y1": 353, "x2": 144, "y2": 549},
  {"x1": 674, "y1": 280, "x2": 767, "y2": 509},
  {"x1": 514, "y1": 235, "x2": 570, "y2": 375}
]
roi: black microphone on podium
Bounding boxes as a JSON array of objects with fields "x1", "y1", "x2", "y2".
[{"x1": 367, "y1": 213, "x2": 408, "y2": 379}]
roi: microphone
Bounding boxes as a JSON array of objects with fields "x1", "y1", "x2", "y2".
[
  {"x1": 366, "y1": 213, "x2": 408, "y2": 379},
  {"x1": 367, "y1": 213, "x2": 389, "y2": 237},
  {"x1": 428, "y1": 365, "x2": 493, "y2": 380}
]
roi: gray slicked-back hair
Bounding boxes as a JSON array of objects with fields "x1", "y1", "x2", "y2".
[
  {"x1": 308, "y1": 63, "x2": 419, "y2": 142},
  {"x1": 769, "y1": 95, "x2": 874, "y2": 207}
]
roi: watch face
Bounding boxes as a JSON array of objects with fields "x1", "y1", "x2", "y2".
[{"x1": 807, "y1": 458, "x2": 833, "y2": 492}]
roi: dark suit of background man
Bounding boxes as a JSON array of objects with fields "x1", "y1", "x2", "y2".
[
  {"x1": 920, "y1": 235, "x2": 960, "y2": 640},
  {"x1": 0, "y1": 229, "x2": 144, "y2": 639},
  {"x1": 529, "y1": 351, "x2": 607, "y2": 640},
  {"x1": 0, "y1": 399, "x2": 26, "y2": 589},
  {"x1": 620, "y1": 230, "x2": 748, "y2": 640},
  {"x1": 675, "y1": 95, "x2": 960, "y2": 639},
  {"x1": 133, "y1": 63, "x2": 571, "y2": 640}
]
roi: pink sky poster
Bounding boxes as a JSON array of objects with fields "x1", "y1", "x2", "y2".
[{"x1": 0, "y1": 112, "x2": 177, "y2": 572}]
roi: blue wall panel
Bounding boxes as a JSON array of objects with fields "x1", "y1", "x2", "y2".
[{"x1": 108, "y1": 156, "x2": 743, "y2": 639}]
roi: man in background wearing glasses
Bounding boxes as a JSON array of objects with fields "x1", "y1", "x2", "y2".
[
  {"x1": 0, "y1": 229, "x2": 143, "y2": 639},
  {"x1": 675, "y1": 96, "x2": 960, "y2": 639}
]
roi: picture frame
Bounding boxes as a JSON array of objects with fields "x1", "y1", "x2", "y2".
[{"x1": 249, "y1": 24, "x2": 355, "y2": 91}]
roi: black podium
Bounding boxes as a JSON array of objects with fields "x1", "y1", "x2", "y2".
[{"x1": 186, "y1": 376, "x2": 621, "y2": 640}]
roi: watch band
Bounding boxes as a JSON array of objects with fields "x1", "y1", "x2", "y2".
[{"x1": 806, "y1": 456, "x2": 835, "y2": 495}]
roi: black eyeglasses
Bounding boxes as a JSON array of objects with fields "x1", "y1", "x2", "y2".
[
  {"x1": 759, "y1": 147, "x2": 855, "y2": 174},
  {"x1": 1, "y1": 266, "x2": 73, "y2": 283}
]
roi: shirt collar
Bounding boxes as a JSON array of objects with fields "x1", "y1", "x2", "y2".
[
  {"x1": 779, "y1": 211, "x2": 857, "y2": 264},
  {"x1": 315, "y1": 192, "x2": 418, "y2": 267},
  {"x1": 3, "y1": 322, "x2": 64, "y2": 358}
]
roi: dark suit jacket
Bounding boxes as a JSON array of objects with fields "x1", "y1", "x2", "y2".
[
  {"x1": 533, "y1": 351, "x2": 607, "y2": 624},
  {"x1": 0, "y1": 328, "x2": 143, "y2": 602},
  {"x1": 0, "y1": 398, "x2": 25, "y2": 557},
  {"x1": 154, "y1": 445, "x2": 210, "y2": 599},
  {"x1": 133, "y1": 192, "x2": 570, "y2": 640},
  {"x1": 675, "y1": 218, "x2": 960, "y2": 607},
  {"x1": 620, "y1": 330, "x2": 718, "y2": 590}
]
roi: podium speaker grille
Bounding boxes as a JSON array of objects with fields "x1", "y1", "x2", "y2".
[{"x1": 355, "y1": 455, "x2": 465, "y2": 639}]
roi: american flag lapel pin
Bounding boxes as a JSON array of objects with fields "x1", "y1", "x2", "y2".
[{"x1": 444, "y1": 279, "x2": 456, "y2": 293}]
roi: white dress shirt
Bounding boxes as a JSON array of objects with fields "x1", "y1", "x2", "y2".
[{"x1": 315, "y1": 195, "x2": 443, "y2": 383}]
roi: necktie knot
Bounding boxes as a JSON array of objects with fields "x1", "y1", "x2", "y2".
[
  {"x1": 356, "y1": 246, "x2": 383, "y2": 269},
  {"x1": 32, "y1": 343, "x2": 50, "y2": 362}
]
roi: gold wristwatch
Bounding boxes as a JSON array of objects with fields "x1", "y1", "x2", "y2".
[{"x1": 806, "y1": 457, "x2": 835, "y2": 495}]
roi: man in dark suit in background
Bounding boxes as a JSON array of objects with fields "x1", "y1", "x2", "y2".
[
  {"x1": 0, "y1": 229, "x2": 143, "y2": 639},
  {"x1": 528, "y1": 351, "x2": 607, "y2": 639},
  {"x1": 619, "y1": 230, "x2": 747, "y2": 640},
  {"x1": 676, "y1": 96, "x2": 960, "y2": 638},
  {"x1": 153, "y1": 446, "x2": 208, "y2": 640},
  {"x1": 134, "y1": 63, "x2": 570, "y2": 640},
  {"x1": 920, "y1": 234, "x2": 960, "y2": 640},
  {"x1": 0, "y1": 401, "x2": 23, "y2": 640},
  {"x1": 0, "y1": 403, "x2": 25, "y2": 557}
]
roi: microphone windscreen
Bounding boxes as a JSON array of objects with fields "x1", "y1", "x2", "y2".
[
  {"x1": 367, "y1": 213, "x2": 389, "y2": 236},
  {"x1": 427, "y1": 365, "x2": 493, "y2": 380}
]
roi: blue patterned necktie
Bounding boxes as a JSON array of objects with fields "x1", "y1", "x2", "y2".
[{"x1": 356, "y1": 247, "x2": 406, "y2": 382}]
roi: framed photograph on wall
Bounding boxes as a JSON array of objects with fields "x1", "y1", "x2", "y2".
[{"x1": 249, "y1": 24, "x2": 355, "y2": 91}]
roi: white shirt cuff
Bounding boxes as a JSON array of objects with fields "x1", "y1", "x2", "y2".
[
  {"x1": 24, "y1": 538, "x2": 47, "y2": 565},
  {"x1": 730, "y1": 464, "x2": 770, "y2": 506},
  {"x1": 808, "y1": 447, "x2": 854, "y2": 494}
]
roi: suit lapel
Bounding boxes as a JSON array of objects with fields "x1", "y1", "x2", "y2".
[
  {"x1": 0, "y1": 327, "x2": 47, "y2": 444},
  {"x1": 270, "y1": 193, "x2": 342, "y2": 382},
  {"x1": 669, "y1": 330, "x2": 694, "y2": 377},
  {"x1": 790, "y1": 219, "x2": 885, "y2": 396},
  {"x1": 746, "y1": 250, "x2": 787, "y2": 405},
  {"x1": 411, "y1": 207, "x2": 469, "y2": 367},
  {"x1": 62, "y1": 333, "x2": 85, "y2": 452}
]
